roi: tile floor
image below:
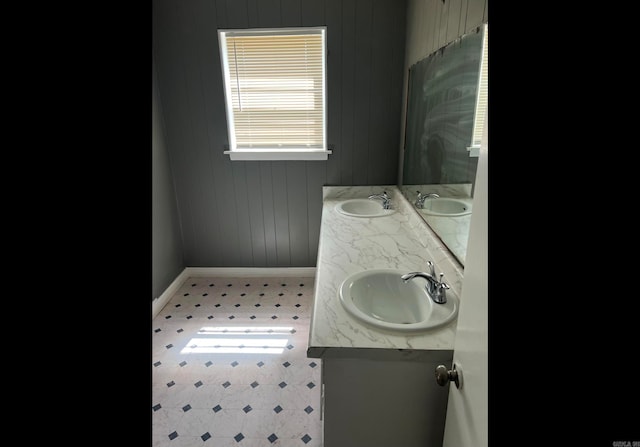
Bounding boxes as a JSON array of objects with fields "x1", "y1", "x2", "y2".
[{"x1": 152, "y1": 276, "x2": 322, "y2": 447}]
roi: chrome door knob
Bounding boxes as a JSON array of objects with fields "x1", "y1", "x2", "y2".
[{"x1": 435, "y1": 364, "x2": 461, "y2": 389}]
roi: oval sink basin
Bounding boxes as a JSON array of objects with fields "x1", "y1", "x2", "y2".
[
  {"x1": 420, "y1": 198, "x2": 471, "y2": 217},
  {"x1": 336, "y1": 199, "x2": 396, "y2": 218},
  {"x1": 338, "y1": 269, "x2": 458, "y2": 332}
]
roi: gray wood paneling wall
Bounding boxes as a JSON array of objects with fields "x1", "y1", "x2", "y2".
[
  {"x1": 153, "y1": 0, "x2": 408, "y2": 267},
  {"x1": 153, "y1": 57, "x2": 185, "y2": 298}
]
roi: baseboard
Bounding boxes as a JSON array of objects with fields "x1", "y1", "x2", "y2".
[
  {"x1": 186, "y1": 267, "x2": 316, "y2": 277},
  {"x1": 152, "y1": 267, "x2": 317, "y2": 319},
  {"x1": 152, "y1": 267, "x2": 189, "y2": 319}
]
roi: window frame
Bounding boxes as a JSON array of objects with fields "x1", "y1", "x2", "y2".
[
  {"x1": 467, "y1": 23, "x2": 488, "y2": 158},
  {"x1": 218, "y1": 27, "x2": 330, "y2": 161}
]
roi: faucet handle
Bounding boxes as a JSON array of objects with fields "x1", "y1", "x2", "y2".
[{"x1": 427, "y1": 261, "x2": 435, "y2": 277}]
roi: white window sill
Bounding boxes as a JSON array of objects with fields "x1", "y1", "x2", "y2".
[
  {"x1": 224, "y1": 149, "x2": 332, "y2": 161},
  {"x1": 466, "y1": 145, "x2": 480, "y2": 158}
]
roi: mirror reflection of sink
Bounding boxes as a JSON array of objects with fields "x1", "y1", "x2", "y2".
[
  {"x1": 335, "y1": 199, "x2": 396, "y2": 218},
  {"x1": 420, "y1": 198, "x2": 471, "y2": 217},
  {"x1": 338, "y1": 269, "x2": 458, "y2": 332}
]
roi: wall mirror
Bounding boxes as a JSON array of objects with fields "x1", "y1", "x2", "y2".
[{"x1": 399, "y1": 24, "x2": 487, "y2": 267}]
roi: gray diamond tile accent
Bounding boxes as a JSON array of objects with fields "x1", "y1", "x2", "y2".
[
  {"x1": 153, "y1": 404, "x2": 162, "y2": 411},
  {"x1": 215, "y1": 304, "x2": 221, "y2": 307},
  {"x1": 304, "y1": 406, "x2": 313, "y2": 414},
  {"x1": 154, "y1": 328, "x2": 161, "y2": 333},
  {"x1": 194, "y1": 380, "x2": 203, "y2": 388},
  {"x1": 231, "y1": 361, "x2": 239, "y2": 367},
  {"x1": 205, "y1": 361, "x2": 213, "y2": 367},
  {"x1": 175, "y1": 304, "x2": 182, "y2": 307},
  {"x1": 301, "y1": 434, "x2": 312, "y2": 444},
  {"x1": 282, "y1": 362, "x2": 291, "y2": 368},
  {"x1": 234, "y1": 433, "x2": 244, "y2": 442},
  {"x1": 182, "y1": 404, "x2": 191, "y2": 412},
  {"x1": 164, "y1": 315, "x2": 171, "y2": 319},
  {"x1": 309, "y1": 362, "x2": 317, "y2": 368},
  {"x1": 255, "y1": 303, "x2": 261, "y2": 307},
  {"x1": 222, "y1": 381, "x2": 231, "y2": 388},
  {"x1": 250, "y1": 316, "x2": 256, "y2": 319},
  {"x1": 167, "y1": 381, "x2": 175, "y2": 387},
  {"x1": 154, "y1": 361, "x2": 161, "y2": 367},
  {"x1": 243, "y1": 405, "x2": 252, "y2": 413},
  {"x1": 271, "y1": 315, "x2": 278, "y2": 319},
  {"x1": 268, "y1": 433, "x2": 278, "y2": 443},
  {"x1": 177, "y1": 328, "x2": 184, "y2": 333},
  {"x1": 212, "y1": 404, "x2": 222, "y2": 413},
  {"x1": 295, "y1": 304, "x2": 301, "y2": 307},
  {"x1": 179, "y1": 361, "x2": 187, "y2": 367},
  {"x1": 166, "y1": 344, "x2": 173, "y2": 349},
  {"x1": 257, "y1": 361, "x2": 264, "y2": 367},
  {"x1": 235, "y1": 303, "x2": 240, "y2": 307},
  {"x1": 251, "y1": 381, "x2": 259, "y2": 388},
  {"x1": 168, "y1": 431, "x2": 178, "y2": 440},
  {"x1": 207, "y1": 315, "x2": 214, "y2": 319},
  {"x1": 306, "y1": 382, "x2": 315, "y2": 389},
  {"x1": 228, "y1": 315, "x2": 235, "y2": 319},
  {"x1": 287, "y1": 344, "x2": 294, "y2": 350},
  {"x1": 273, "y1": 405, "x2": 283, "y2": 413},
  {"x1": 201, "y1": 432, "x2": 211, "y2": 441},
  {"x1": 293, "y1": 316, "x2": 299, "y2": 320},
  {"x1": 278, "y1": 382, "x2": 287, "y2": 388}
]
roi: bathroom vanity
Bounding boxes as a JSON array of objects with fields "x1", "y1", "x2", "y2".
[{"x1": 307, "y1": 186, "x2": 465, "y2": 447}]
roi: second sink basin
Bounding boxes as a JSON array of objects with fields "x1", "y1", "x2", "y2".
[
  {"x1": 335, "y1": 199, "x2": 396, "y2": 218},
  {"x1": 420, "y1": 198, "x2": 471, "y2": 217},
  {"x1": 338, "y1": 269, "x2": 458, "y2": 332}
]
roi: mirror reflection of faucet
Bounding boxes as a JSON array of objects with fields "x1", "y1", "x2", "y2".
[{"x1": 415, "y1": 191, "x2": 439, "y2": 209}]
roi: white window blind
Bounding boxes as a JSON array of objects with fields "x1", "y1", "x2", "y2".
[
  {"x1": 218, "y1": 28, "x2": 329, "y2": 161},
  {"x1": 470, "y1": 24, "x2": 488, "y2": 149}
]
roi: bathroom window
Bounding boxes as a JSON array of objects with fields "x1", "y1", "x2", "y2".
[
  {"x1": 468, "y1": 24, "x2": 488, "y2": 157},
  {"x1": 218, "y1": 27, "x2": 329, "y2": 161}
]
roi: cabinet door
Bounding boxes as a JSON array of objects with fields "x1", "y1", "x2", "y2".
[{"x1": 322, "y1": 353, "x2": 451, "y2": 447}]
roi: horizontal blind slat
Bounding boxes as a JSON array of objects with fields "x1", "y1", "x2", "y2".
[{"x1": 221, "y1": 28, "x2": 326, "y2": 149}]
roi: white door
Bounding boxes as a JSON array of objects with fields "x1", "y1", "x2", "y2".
[{"x1": 441, "y1": 117, "x2": 488, "y2": 447}]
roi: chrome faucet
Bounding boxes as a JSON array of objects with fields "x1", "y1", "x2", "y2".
[
  {"x1": 415, "y1": 191, "x2": 440, "y2": 209},
  {"x1": 368, "y1": 191, "x2": 392, "y2": 209},
  {"x1": 401, "y1": 261, "x2": 450, "y2": 304}
]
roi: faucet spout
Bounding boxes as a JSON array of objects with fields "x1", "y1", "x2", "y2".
[
  {"x1": 401, "y1": 265, "x2": 449, "y2": 304},
  {"x1": 368, "y1": 191, "x2": 392, "y2": 209}
]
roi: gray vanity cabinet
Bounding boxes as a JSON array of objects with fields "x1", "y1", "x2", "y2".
[{"x1": 319, "y1": 350, "x2": 453, "y2": 447}]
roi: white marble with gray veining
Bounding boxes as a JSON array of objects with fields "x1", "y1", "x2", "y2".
[{"x1": 307, "y1": 186, "x2": 465, "y2": 357}]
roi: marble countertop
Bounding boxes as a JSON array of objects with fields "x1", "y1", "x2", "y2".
[{"x1": 307, "y1": 186, "x2": 465, "y2": 359}]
